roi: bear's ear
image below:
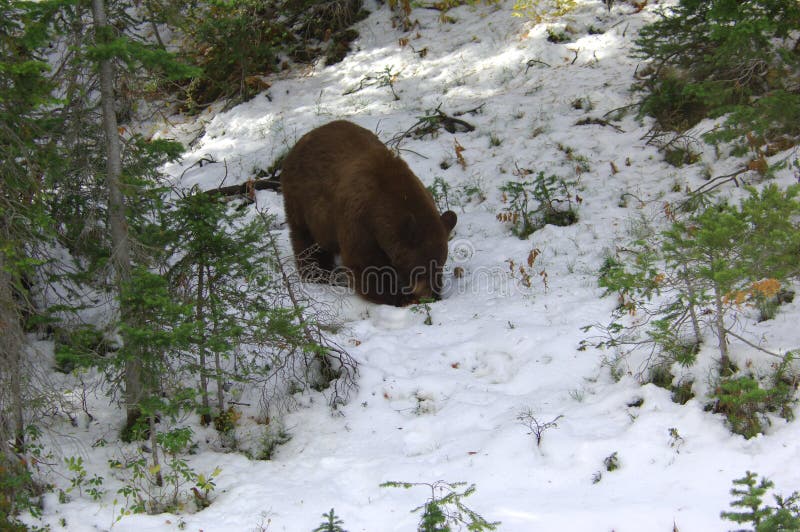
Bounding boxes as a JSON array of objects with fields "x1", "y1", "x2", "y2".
[{"x1": 441, "y1": 210, "x2": 457, "y2": 233}]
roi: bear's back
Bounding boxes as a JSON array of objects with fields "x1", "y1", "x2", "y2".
[
  {"x1": 282, "y1": 121, "x2": 395, "y2": 185},
  {"x1": 281, "y1": 120, "x2": 433, "y2": 218}
]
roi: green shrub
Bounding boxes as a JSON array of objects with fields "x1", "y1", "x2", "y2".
[
  {"x1": 634, "y1": 0, "x2": 800, "y2": 150},
  {"x1": 546, "y1": 28, "x2": 570, "y2": 43},
  {"x1": 671, "y1": 379, "x2": 695, "y2": 405},
  {"x1": 603, "y1": 452, "x2": 620, "y2": 472},
  {"x1": 63, "y1": 456, "x2": 105, "y2": 502},
  {"x1": 663, "y1": 145, "x2": 701, "y2": 168},
  {"x1": 181, "y1": 0, "x2": 293, "y2": 105},
  {"x1": 381, "y1": 480, "x2": 500, "y2": 531},
  {"x1": 722, "y1": 472, "x2": 800, "y2": 530},
  {"x1": 54, "y1": 324, "x2": 108, "y2": 372},
  {"x1": 111, "y1": 428, "x2": 221, "y2": 516},
  {"x1": 498, "y1": 171, "x2": 579, "y2": 239},
  {"x1": 1, "y1": 454, "x2": 38, "y2": 531},
  {"x1": 636, "y1": 69, "x2": 709, "y2": 132},
  {"x1": 427, "y1": 177, "x2": 453, "y2": 213},
  {"x1": 180, "y1": 0, "x2": 368, "y2": 106},
  {"x1": 647, "y1": 365, "x2": 696, "y2": 405},
  {"x1": 711, "y1": 369, "x2": 795, "y2": 439},
  {"x1": 712, "y1": 376, "x2": 771, "y2": 439},
  {"x1": 0, "y1": 428, "x2": 50, "y2": 531}
]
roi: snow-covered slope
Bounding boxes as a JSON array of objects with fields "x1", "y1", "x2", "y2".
[{"x1": 36, "y1": 1, "x2": 800, "y2": 530}]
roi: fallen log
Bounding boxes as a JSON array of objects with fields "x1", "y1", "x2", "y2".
[{"x1": 205, "y1": 177, "x2": 281, "y2": 197}]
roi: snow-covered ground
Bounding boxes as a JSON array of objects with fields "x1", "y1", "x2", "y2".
[{"x1": 31, "y1": 1, "x2": 800, "y2": 530}]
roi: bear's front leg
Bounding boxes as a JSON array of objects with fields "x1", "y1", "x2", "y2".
[{"x1": 289, "y1": 226, "x2": 335, "y2": 283}]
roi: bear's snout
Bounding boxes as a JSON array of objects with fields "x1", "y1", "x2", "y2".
[{"x1": 411, "y1": 278, "x2": 433, "y2": 303}]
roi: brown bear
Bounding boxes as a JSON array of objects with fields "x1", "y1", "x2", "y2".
[{"x1": 280, "y1": 120, "x2": 457, "y2": 306}]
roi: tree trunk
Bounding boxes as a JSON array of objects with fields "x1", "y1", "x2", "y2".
[
  {"x1": 90, "y1": 0, "x2": 143, "y2": 432},
  {"x1": 203, "y1": 265, "x2": 228, "y2": 417},
  {"x1": 197, "y1": 261, "x2": 211, "y2": 425},
  {"x1": 0, "y1": 254, "x2": 25, "y2": 450},
  {"x1": 713, "y1": 283, "x2": 731, "y2": 374},
  {"x1": 681, "y1": 266, "x2": 702, "y2": 347},
  {"x1": 213, "y1": 334, "x2": 226, "y2": 415},
  {"x1": 214, "y1": 348, "x2": 225, "y2": 415},
  {"x1": 149, "y1": 414, "x2": 163, "y2": 488},
  {"x1": 206, "y1": 266, "x2": 227, "y2": 415}
]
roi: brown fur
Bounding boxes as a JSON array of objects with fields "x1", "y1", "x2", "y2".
[{"x1": 281, "y1": 120, "x2": 457, "y2": 306}]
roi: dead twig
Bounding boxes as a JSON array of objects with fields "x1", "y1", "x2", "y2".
[
  {"x1": 179, "y1": 155, "x2": 217, "y2": 181},
  {"x1": 257, "y1": 210, "x2": 358, "y2": 409},
  {"x1": 517, "y1": 409, "x2": 564, "y2": 448},
  {"x1": 602, "y1": 103, "x2": 638, "y2": 119},
  {"x1": 525, "y1": 58, "x2": 551, "y2": 73},
  {"x1": 686, "y1": 167, "x2": 748, "y2": 197},
  {"x1": 343, "y1": 66, "x2": 401, "y2": 100},
  {"x1": 722, "y1": 327, "x2": 786, "y2": 359},
  {"x1": 568, "y1": 48, "x2": 579, "y2": 65}
]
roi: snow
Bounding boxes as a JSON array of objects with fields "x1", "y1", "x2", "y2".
[{"x1": 29, "y1": 1, "x2": 800, "y2": 531}]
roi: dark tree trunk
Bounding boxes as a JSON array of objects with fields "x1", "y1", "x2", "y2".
[
  {"x1": 90, "y1": 0, "x2": 143, "y2": 433},
  {"x1": 0, "y1": 255, "x2": 25, "y2": 450}
]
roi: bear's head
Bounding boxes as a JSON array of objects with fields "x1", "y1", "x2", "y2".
[{"x1": 395, "y1": 209, "x2": 458, "y2": 305}]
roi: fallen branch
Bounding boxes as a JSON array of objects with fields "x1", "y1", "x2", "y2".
[
  {"x1": 687, "y1": 167, "x2": 748, "y2": 197},
  {"x1": 202, "y1": 157, "x2": 284, "y2": 200},
  {"x1": 440, "y1": 115, "x2": 475, "y2": 134},
  {"x1": 575, "y1": 117, "x2": 624, "y2": 133},
  {"x1": 619, "y1": 192, "x2": 648, "y2": 208},
  {"x1": 204, "y1": 177, "x2": 281, "y2": 201},
  {"x1": 452, "y1": 103, "x2": 485, "y2": 117},
  {"x1": 387, "y1": 104, "x2": 476, "y2": 150}
]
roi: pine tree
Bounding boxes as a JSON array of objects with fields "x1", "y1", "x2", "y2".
[
  {"x1": 117, "y1": 267, "x2": 195, "y2": 460},
  {"x1": 81, "y1": 0, "x2": 198, "y2": 438},
  {"x1": 313, "y1": 508, "x2": 348, "y2": 532},
  {"x1": 88, "y1": 0, "x2": 144, "y2": 436},
  {"x1": 722, "y1": 472, "x2": 800, "y2": 530},
  {"x1": 0, "y1": 0, "x2": 64, "y2": 450},
  {"x1": 662, "y1": 203, "x2": 749, "y2": 372},
  {"x1": 594, "y1": 185, "x2": 800, "y2": 376},
  {"x1": 0, "y1": 0, "x2": 67, "y2": 524},
  {"x1": 722, "y1": 472, "x2": 776, "y2": 528},
  {"x1": 381, "y1": 481, "x2": 500, "y2": 532},
  {"x1": 164, "y1": 189, "x2": 278, "y2": 425},
  {"x1": 163, "y1": 193, "x2": 354, "y2": 428}
]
